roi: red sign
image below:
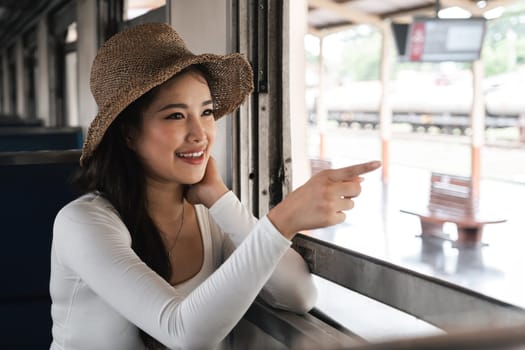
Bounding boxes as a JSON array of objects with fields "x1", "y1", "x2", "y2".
[{"x1": 409, "y1": 22, "x2": 426, "y2": 61}]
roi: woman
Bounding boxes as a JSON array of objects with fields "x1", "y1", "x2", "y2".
[{"x1": 50, "y1": 23, "x2": 380, "y2": 350}]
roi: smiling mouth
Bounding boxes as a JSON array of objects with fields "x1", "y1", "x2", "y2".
[{"x1": 175, "y1": 150, "x2": 205, "y2": 159}]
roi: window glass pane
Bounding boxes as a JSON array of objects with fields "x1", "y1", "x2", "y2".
[
  {"x1": 65, "y1": 22, "x2": 77, "y2": 44},
  {"x1": 124, "y1": 0, "x2": 166, "y2": 20},
  {"x1": 65, "y1": 52, "x2": 79, "y2": 126},
  {"x1": 302, "y1": 3, "x2": 525, "y2": 344}
]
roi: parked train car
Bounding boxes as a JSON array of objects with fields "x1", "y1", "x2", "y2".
[{"x1": 309, "y1": 73, "x2": 523, "y2": 134}]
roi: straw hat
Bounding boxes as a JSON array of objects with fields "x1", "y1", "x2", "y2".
[{"x1": 80, "y1": 23, "x2": 254, "y2": 165}]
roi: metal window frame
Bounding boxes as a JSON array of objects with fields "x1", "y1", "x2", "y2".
[
  {"x1": 243, "y1": 234, "x2": 525, "y2": 349},
  {"x1": 291, "y1": 234, "x2": 525, "y2": 332},
  {"x1": 234, "y1": 0, "x2": 286, "y2": 218}
]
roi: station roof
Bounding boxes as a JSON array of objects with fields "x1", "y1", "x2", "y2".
[
  {"x1": 0, "y1": 0, "x2": 520, "y2": 48},
  {"x1": 307, "y1": 0, "x2": 520, "y2": 36}
]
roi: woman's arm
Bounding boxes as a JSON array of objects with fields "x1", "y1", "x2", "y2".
[
  {"x1": 53, "y1": 197, "x2": 291, "y2": 349},
  {"x1": 209, "y1": 191, "x2": 317, "y2": 314},
  {"x1": 186, "y1": 157, "x2": 381, "y2": 240},
  {"x1": 188, "y1": 158, "x2": 380, "y2": 314}
]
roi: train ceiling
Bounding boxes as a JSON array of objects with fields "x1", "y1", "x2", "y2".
[
  {"x1": 0, "y1": 0, "x2": 35, "y2": 45},
  {"x1": 0, "y1": 0, "x2": 64, "y2": 48},
  {"x1": 0, "y1": 0, "x2": 520, "y2": 48}
]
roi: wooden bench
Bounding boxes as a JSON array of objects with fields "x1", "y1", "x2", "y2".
[{"x1": 401, "y1": 172, "x2": 506, "y2": 245}]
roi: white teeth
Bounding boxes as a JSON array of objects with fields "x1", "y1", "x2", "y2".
[{"x1": 177, "y1": 151, "x2": 204, "y2": 158}]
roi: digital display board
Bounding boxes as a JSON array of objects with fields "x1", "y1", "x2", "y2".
[{"x1": 393, "y1": 18, "x2": 487, "y2": 62}]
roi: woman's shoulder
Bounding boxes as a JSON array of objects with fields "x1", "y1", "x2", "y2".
[
  {"x1": 52, "y1": 193, "x2": 132, "y2": 267},
  {"x1": 55, "y1": 192, "x2": 120, "y2": 225},
  {"x1": 53, "y1": 192, "x2": 131, "y2": 250}
]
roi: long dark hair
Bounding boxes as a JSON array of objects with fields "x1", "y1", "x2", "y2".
[
  {"x1": 76, "y1": 65, "x2": 211, "y2": 349},
  {"x1": 75, "y1": 88, "x2": 171, "y2": 350}
]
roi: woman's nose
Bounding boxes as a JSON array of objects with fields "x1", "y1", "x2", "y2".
[{"x1": 187, "y1": 117, "x2": 206, "y2": 142}]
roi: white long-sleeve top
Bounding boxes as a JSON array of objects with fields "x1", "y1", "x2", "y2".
[{"x1": 50, "y1": 191, "x2": 316, "y2": 350}]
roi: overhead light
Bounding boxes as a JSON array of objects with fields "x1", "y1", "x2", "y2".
[
  {"x1": 484, "y1": 6, "x2": 505, "y2": 20},
  {"x1": 438, "y1": 6, "x2": 472, "y2": 19},
  {"x1": 476, "y1": 1, "x2": 487, "y2": 9},
  {"x1": 304, "y1": 34, "x2": 320, "y2": 56}
]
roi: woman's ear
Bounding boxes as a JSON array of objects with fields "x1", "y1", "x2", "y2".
[
  {"x1": 122, "y1": 126, "x2": 137, "y2": 151},
  {"x1": 126, "y1": 135, "x2": 135, "y2": 150}
]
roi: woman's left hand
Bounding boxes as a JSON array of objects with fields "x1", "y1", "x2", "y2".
[{"x1": 185, "y1": 157, "x2": 229, "y2": 208}]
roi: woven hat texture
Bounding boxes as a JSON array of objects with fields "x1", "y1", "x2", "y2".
[{"x1": 81, "y1": 22, "x2": 254, "y2": 164}]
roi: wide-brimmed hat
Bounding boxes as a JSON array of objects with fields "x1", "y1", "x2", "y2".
[{"x1": 80, "y1": 22, "x2": 254, "y2": 165}]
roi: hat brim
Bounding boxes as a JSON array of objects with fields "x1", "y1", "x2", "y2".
[{"x1": 80, "y1": 52, "x2": 253, "y2": 165}]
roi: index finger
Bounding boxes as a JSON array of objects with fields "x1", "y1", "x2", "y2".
[{"x1": 328, "y1": 160, "x2": 381, "y2": 182}]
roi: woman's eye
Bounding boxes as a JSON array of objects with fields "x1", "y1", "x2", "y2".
[
  {"x1": 202, "y1": 109, "x2": 214, "y2": 117},
  {"x1": 165, "y1": 113, "x2": 184, "y2": 120}
]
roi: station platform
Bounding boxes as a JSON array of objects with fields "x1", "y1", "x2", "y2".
[{"x1": 307, "y1": 162, "x2": 525, "y2": 343}]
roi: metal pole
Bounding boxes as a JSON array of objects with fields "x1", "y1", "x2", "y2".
[
  {"x1": 471, "y1": 60, "x2": 484, "y2": 199},
  {"x1": 379, "y1": 22, "x2": 393, "y2": 183},
  {"x1": 316, "y1": 36, "x2": 327, "y2": 160}
]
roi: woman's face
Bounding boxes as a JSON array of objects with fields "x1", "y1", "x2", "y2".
[{"x1": 129, "y1": 70, "x2": 216, "y2": 186}]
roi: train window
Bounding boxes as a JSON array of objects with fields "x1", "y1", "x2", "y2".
[
  {"x1": 7, "y1": 46, "x2": 16, "y2": 116},
  {"x1": 65, "y1": 22, "x2": 78, "y2": 44},
  {"x1": 124, "y1": 0, "x2": 166, "y2": 20},
  {"x1": 23, "y1": 28, "x2": 37, "y2": 120},
  {"x1": 0, "y1": 58, "x2": 6, "y2": 116},
  {"x1": 49, "y1": 0, "x2": 77, "y2": 127},
  {"x1": 305, "y1": 26, "x2": 384, "y2": 169},
  {"x1": 64, "y1": 50, "x2": 79, "y2": 126},
  {"x1": 0, "y1": 58, "x2": 3, "y2": 113},
  {"x1": 63, "y1": 22, "x2": 79, "y2": 126},
  {"x1": 302, "y1": 3, "x2": 525, "y2": 347}
]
